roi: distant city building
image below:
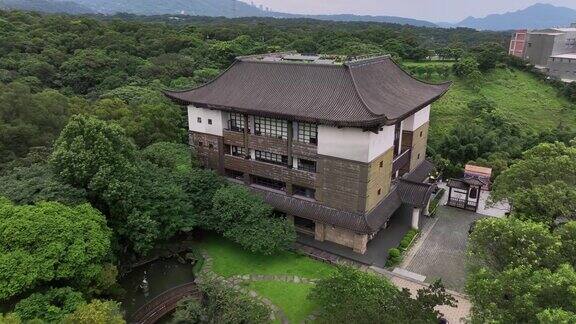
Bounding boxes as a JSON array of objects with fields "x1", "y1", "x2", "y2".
[
  {"x1": 510, "y1": 24, "x2": 576, "y2": 82},
  {"x1": 165, "y1": 53, "x2": 450, "y2": 254},
  {"x1": 509, "y1": 29, "x2": 528, "y2": 58}
]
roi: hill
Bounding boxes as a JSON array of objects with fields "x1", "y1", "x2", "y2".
[
  {"x1": 0, "y1": 0, "x2": 93, "y2": 14},
  {"x1": 455, "y1": 3, "x2": 576, "y2": 31},
  {"x1": 71, "y1": 0, "x2": 263, "y2": 17},
  {"x1": 281, "y1": 13, "x2": 436, "y2": 27},
  {"x1": 424, "y1": 64, "x2": 576, "y2": 139},
  {"x1": 0, "y1": 0, "x2": 437, "y2": 27}
]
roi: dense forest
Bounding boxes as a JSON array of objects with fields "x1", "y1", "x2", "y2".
[{"x1": 0, "y1": 9, "x2": 575, "y2": 323}]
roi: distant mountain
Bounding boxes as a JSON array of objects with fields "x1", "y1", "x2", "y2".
[
  {"x1": 0, "y1": 0, "x2": 93, "y2": 14},
  {"x1": 71, "y1": 0, "x2": 262, "y2": 17},
  {"x1": 280, "y1": 13, "x2": 436, "y2": 27},
  {"x1": 0, "y1": 0, "x2": 437, "y2": 28},
  {"x1": 455, "y1": 3, "x2": 576, "y2": 31}
]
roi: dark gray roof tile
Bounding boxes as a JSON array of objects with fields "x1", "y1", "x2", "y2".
[{"x1": 165, "y1": 56, "x2": 450, "y2": 127}]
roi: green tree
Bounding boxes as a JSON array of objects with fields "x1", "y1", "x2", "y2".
[
  {"x1": 537, "y1": 309, "x2": 576, "y2": 324},
  {"x1": 491, "y1": 142, "x2": 576, "y2": 220},
  {"x1": 452, "y1": 56, "x2": 482, "y2": 89},
  {"x1": 309, "y1": 267, "x2": 455, "y2": 323},
  {"x1": 50, "y1": 115, "x2": 137, "y2": 212},
  {"x1": 13, "y1": 288, "x2": 85, "y2": 323},
  {"x1": 467, "y1": 264, "x2": 576, "y2": 323},
  {"x1": 468, "y1": 218, "x2": 561, "y2": 272},
  {"x1": 211, "y1": 185, "x2": 296, "y2": 255},
  {"x1": 472, "y1": 42, "x2": 506, "y2": 72},
  {"x1": 0, "y1": 198, "x2": 113, "y2": 300},
  {"x1": 556, "y1": 222, "x2": 576, "y2": 267},
  {"x1": 198, "y1": 275, "x2": 269, "y2": 324},
  {"x1": 60, "y1": 49, "x2": 118, "y2": 94},
  {"x1": 0, "y1": 163, "x2": 87, "y2": 206},
  {"x1": 513, "y1": 182, "x2": 576, "y2": 225},
  {"x1": 63, "y1": 299, "x2": 125, "y2": 324},
  {"x1": 139, "y1": 142, "x2": 195, "y2": 172}
]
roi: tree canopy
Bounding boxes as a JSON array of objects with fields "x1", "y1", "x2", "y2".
[
  {"x1": 466, "y1": 217, "x2": 576, "y2": 322},
  {"x1": 309, "y1": 266, "x2": 455, "y2": 323},
  {"x1": 211, "y1": 185, "x2": 296, "y2": 255},
  {"x1": 0, "y1": 198, "x2": 113, "y2": 301}
]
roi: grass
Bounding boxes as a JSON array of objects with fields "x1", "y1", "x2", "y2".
[
  {"x1": 430, "y1": 68, "x2": 576, "y2": 140},
  {"x1": 245, "y1": 281, "x2": 317, "y2": 323},
  {"x1": 199, "y1": 234, "x2": 335, "y2": 279},
  {"x1": 199, "y1": 234, "x2": 334, "y2": 323}
]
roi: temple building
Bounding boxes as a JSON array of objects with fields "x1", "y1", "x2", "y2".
[{"x1": 165, "y1": 53, "x2": 450, "y2": 254}]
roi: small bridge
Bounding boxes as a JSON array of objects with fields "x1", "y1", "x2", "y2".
[{"x1": 129, "y1": 282, "x2": 202, "y2": 324}]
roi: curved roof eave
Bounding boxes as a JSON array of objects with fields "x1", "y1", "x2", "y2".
[{"x1": 163, "y1": 56, "x2": 452, "y2": 127}]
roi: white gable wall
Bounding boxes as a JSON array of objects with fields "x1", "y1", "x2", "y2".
[
  {"x1": 187, "y1": 105, "x2": 226, "y2": 136},
  {"x1": 402, "y1": 105, "x2": 430, "y2": 131},
  {"x1": 318, "y1": 125, "x2": 395, "y2": 163}
]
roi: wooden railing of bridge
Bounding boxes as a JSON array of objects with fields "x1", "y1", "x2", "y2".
[{"x1": 129, "y1": 282, "x2": 202, "y2": 324}]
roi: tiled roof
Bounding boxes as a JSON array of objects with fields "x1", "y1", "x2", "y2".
[
  {"x1": 251, "y1": 160, "x2": 436, "y2": 235},
  {"x1": 165, "y1": 56, "x2": 450, "y2": 127},
  {"x1": 405, "y1": 159, "x2": 434, "y2": 182}
]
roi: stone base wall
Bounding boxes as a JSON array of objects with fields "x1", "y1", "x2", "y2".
[{"x1": 314, "y1": 223, "x2": 368, "y2": 254}]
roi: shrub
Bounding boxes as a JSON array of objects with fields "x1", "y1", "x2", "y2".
[
  {"x1": 14, "y1": 288, "x2": 85, "y2": 322},
  {"x1": 386, "y1": 248, "x2": 402, "y2": 267},
  {"x1": 171, "y1": 297, "x2": 206, "y2": 324},
  {"x1": 198, "y1": 275, "x2": 269, "y2": 324},
  {"x1": 211, "y1": 185, "x2": 296, "y2": 254},
  {"x1": 389, "y1": 248, "x2": 400, "y2": 258}
]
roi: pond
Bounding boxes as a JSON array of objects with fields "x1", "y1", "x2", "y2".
[{"x1": 119, "y1": 257, "x2": 196, "y2": 317}]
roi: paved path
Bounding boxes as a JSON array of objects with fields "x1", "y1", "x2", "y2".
[
  {"x1": 388, "y1": 272, "x2": 471, "y2": 324},
  {"x1": 402, "y1": 206, "x2": 485, "y2": 291}
]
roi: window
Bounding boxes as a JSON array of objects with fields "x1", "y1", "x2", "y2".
[
  {"x1": 293, "y1": 185, "x2": 316, "y2": 200},
  {"x1": 208, "y1": 119, "x2": 213, "y2": 125},
  {"x1": 254, "y1": 116, "x2": 288, "y2": 139},
  {"x1": 420, "y1": 130, "x2": 423, "y2": 137},
  {"x1": 297, "y1": 158, "x2": 317, "y2": 173},
  {"x1": 417, "y1": 153, "x2": 421, "y2": 159},
  {"x1": 197, "y1": 117, "x2": 202, "y2": 123},
  {"x1": 208, "y1": 143, "x2": 214, "y2": 149},
  {"x1": 297, "y1": 122, "x2": 318, "y2": 144},
  {"x1": 377, "y1": 188, "x2": 382, "y2": 195},
  {"x1": 198, "y1": 141, "x2": 203, "y2": 147},
  {"x1": 229, "y1": 113, "x2": 245, "y2": 132},
  {"x1": 379, "y1": 161, "x2": 383, "y2": 168},
  {"x1": 255, "y1": 150, "x2": 288, "y2": 166},
  {"x1": 225, "y1": 169, "x2": 244, "y2": 180},
  {"x1": 230, "y1": 145, "x2": 246, "y2": 157},
  {"x1": 252, "y1": 175, "x2": 286, "y2": 191}
]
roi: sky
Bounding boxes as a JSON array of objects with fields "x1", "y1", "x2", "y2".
[{"x1": 247, "y1": 0, "x2": 576, "y2": 22}]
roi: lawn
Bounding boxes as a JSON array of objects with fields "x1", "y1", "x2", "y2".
[
  {"x1": 199, "y1": 234, "x2": 335, "y2": 322},
  {"x1": 245, "y1": 281, "x2": 317, "y2": 323},
  {"x1": 198, "y1": 234, "x2": 335, "y2": 279},
  {"x1": 429, "y1": 68, "x2": 576, "y2": 140}
]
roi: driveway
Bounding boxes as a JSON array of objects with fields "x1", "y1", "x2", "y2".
[{"x1": 400, "y1": 206, "x2": 486, "y2": 292}]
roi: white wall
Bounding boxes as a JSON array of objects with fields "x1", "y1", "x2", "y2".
[
  {"x1": 402, "y1": 105, "x2": 430, "y2": 131},
  {"x1": 318, "y1": 125, "x2": 394, "y2": 163},
  {"x1": 187, "y1": 105, "x2": 226, "y2": 136},
  {"x1": 368, "y1": 125, "x2": 395, "y2": 161}
]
